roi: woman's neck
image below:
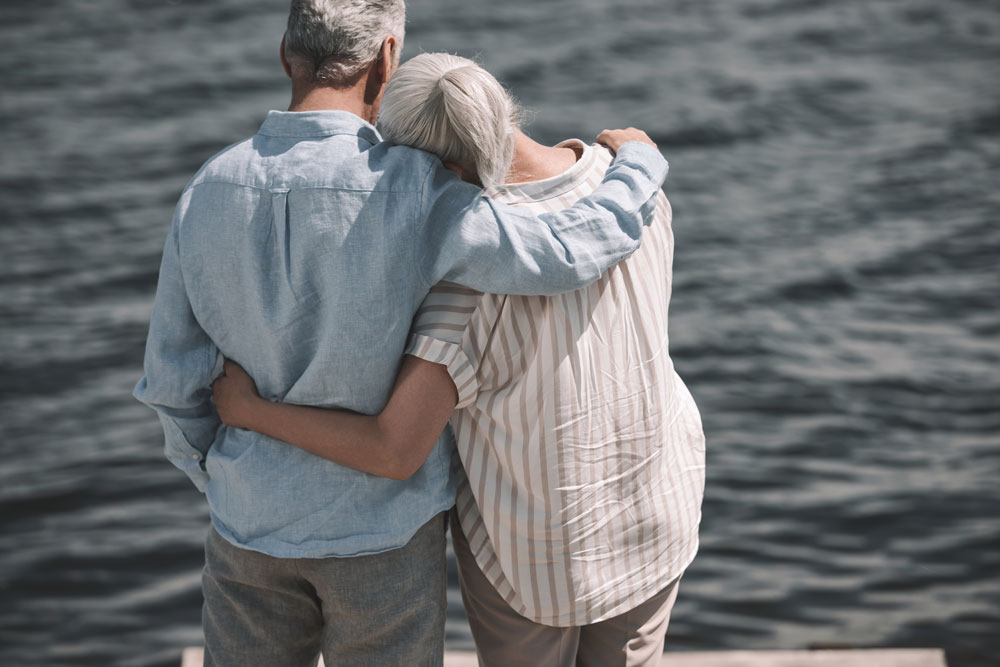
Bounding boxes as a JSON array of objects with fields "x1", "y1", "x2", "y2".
[{"x1": 506, "y1": 130, "x2": 582, "y2": 185}]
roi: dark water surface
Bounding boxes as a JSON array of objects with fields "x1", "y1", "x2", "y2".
[{"x1": 1, "y1": 1, "x2": 998, "y2": 665}]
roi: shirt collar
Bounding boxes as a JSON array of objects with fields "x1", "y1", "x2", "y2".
[
  {"x1": 258, "y1": 109, "x2": 382, "y2": 145},
  {"x1": 492, "y1": 139, "x2": 599, "y2": 203}
]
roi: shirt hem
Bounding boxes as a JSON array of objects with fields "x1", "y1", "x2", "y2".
[
  {"x1": 207, "y1": 497, "x2": 456, "y2": 560},
  {"x1": 473, "y1": 537, "x2": 700, "y2": 627}
]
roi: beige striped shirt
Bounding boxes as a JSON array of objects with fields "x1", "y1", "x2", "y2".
[{"x1": 406, "y1": 140, "x2": 705, "y2": 626}]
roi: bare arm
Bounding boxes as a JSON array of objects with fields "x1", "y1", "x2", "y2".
[{"x1": 211, "y1": 357, "x2": 458, "y2": 481}]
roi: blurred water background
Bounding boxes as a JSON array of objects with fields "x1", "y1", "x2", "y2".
[{"x1": 1, "y1": 0, "x2": 998, "y2": 665}]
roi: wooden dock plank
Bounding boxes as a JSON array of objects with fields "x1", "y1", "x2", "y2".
[
  {"x1": 658, "y1": 649, "x2": 947, "y2": 666},
  {"x1": 182, "y1": 647, "x2": 947, "y2": 667}
]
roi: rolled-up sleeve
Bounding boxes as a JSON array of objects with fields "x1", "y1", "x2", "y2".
[
  {"x1": 404, "y1": 282, "x2": 493, "y2": 410},
  {"x1": 133, "y1": 209, "x2": 222, "y2": 493},
  {"x1": 417, "y1": 141, "x2": 669, "y2": 296}
]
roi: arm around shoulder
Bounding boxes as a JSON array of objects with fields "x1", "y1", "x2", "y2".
[{"x1": 416, "y1": 133, "x2": 669, "y2": 296}]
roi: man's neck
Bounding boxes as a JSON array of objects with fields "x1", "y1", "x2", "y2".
[{"x1": 287, "y1": 76, "x2": 378, "y2": 124}]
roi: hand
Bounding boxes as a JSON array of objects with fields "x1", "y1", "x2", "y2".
[
  {"x1": 596, "y1": 127, "x2": 658, "y2": 154},
  {"x1": 212, "y1": 359, "x2": 263, "y2": 429}
]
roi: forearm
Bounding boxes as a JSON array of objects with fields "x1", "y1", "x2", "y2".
[
  {"x1": 214, "y1": 355, "x2": 458, "y2": 480},
  {"x1": 241, "y1": 398, "x2": 404, "y2": 478}
]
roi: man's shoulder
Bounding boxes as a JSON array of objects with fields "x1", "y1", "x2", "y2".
[
  {"x1": 372, "y1": 141, "x2": 442, "y2": 184},
  {"x1": 183, "y1": 136, "x2": 443, "y2": 195},
  {"x1": 184, "y1": 136, "x2": 259, "y2": 191},
  {"x1": 338, "y1": 141, "x2": 443, "y2": 195}
]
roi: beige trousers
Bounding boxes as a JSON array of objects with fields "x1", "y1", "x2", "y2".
[{"x1": 450, "y1": 510, "x2": 681, "y2": 667}]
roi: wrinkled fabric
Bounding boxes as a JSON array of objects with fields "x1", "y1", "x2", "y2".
[
  {"x1": 133, "y1": 110, "x2": 669, "y2": 558},
  {"x1": 406, "y1": 141, "x2": 705, "y2": 624}
]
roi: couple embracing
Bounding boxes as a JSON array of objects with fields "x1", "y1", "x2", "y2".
[{"x1": 134, "y1": 1, "x2": 705, "y2": 665}]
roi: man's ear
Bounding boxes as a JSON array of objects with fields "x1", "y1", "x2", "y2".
[
  {"x1": 279, "y1": 35, "x2": 293, "y2": 79},
  {"x1": 377, "y1": 36, "x2": 398, "y2": 82}
]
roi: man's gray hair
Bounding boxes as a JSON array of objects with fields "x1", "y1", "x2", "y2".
[
  {"x1": 284, "y1": 0, "x2": 405, "y2": 86},
  {"x1": 379, "y1": 53, "x2": 520, "y2": 193}
]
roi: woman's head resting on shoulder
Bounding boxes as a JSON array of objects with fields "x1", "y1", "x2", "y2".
[{"x1": 378, "y1": 52, "x2": 521, "y2": 193}]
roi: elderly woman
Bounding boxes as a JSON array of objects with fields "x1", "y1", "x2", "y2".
[{"x1": 213, "y1": 53, "x2": 705, "y2": 667}]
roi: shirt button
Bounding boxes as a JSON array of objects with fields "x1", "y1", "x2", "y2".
[{"x1": 191, "y1": 454, "x2": 199, "y2": 460}]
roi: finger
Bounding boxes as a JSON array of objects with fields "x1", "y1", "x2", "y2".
[{"x1": 596, "y1": 130, "x2": 620, "y2": 154}]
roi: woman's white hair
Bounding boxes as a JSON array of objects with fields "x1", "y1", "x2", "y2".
[
  {"x1": 284, "y1": 0, "x2": 405, "y2": 87},
  {"x1": 379, "y1": 53, "x2": 520, "y2": 192}
]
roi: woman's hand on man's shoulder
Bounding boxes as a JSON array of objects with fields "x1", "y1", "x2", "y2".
[{"x1": 596, "y1": 127, "x2": 658, "y2": 154}]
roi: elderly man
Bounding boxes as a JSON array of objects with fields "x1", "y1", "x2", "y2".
[{"x1": 133, "y1": 0, "x2": 668, "y2": 665}]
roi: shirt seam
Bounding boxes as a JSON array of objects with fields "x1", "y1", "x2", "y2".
[{"x1": 415, "y1": 161, "x2": 439, "y2": 289}]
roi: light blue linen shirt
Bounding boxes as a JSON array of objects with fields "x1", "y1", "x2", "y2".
[{"x1": 133, "y1": 110, "x2": 668, "y2": 558}]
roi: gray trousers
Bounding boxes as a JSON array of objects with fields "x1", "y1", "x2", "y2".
[
  {"x1": 201, "y1": 514, "x2": 447, "y2": 667},
  {"x1": 451, "y1": 510, "x2": 681, "y2": 667}
]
